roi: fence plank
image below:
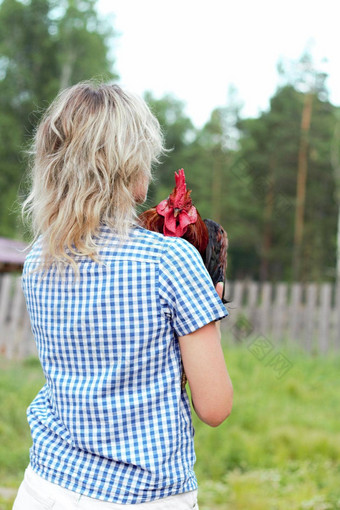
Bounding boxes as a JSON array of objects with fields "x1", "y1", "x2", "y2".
[
  {"x1": 6, "y1": 277, "x2": 25, "y2": 359},
  {"x1": 246, "y1": 281, "x2": 259, "y2": 333},
  {"x1": 305, "y1": 283, "x2": 318, "y2": 352},
  {"x1": 272, "y1": 283, "x2": 288, "y2": 343},
  {"x1": 233, "y1": 281, "x2": 245, "y2": 308},
  {"x1": 318, "y1": 283, "x2": 332, "y2": 354},
  {"x1": 228, "y1": 281, "x2": 245, "y2": 343},
  {"x1": 0, "y1": 274, "x2": 12, "y2": 324},
  {"x1": 335, "y1": 282, "x2": 340, "y2": 351},
  {"x1": 0, "y1": 274, "x2": 12, "y2": 354},
  {"x1": 289, "y1": 283, "x2": 303, "y2": 343},
  {"x1": 260, "y1": 282, "x2": 272, "y2": 335}
]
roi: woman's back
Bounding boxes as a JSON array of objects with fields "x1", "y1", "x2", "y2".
[{"x1": 22, "y1": 224, "x2": 228, "y2": 504}]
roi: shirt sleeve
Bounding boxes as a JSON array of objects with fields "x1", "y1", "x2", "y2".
[{"x1": 158, "y1": 236, "x2": 229, "y2": 337}]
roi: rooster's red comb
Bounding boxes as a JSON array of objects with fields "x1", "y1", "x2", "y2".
[{"x1": 174, "y1": 168, "x2": 187, "y2": 192}]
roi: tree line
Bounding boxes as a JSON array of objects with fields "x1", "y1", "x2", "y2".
[{"x1": 1, "y1": 0, "x2": 339, "y2": 284}]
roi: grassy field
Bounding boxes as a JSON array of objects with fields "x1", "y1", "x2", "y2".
[{"x1": 0, "y1": 333, "x2": 340, "y2": 510}]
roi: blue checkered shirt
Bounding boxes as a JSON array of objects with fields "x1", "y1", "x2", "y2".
[{"x1": 22, "y1": 225, "x2": 228, "y2": 504}]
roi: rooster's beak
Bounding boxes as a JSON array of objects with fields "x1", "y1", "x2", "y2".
[{"x1": 174, "y1": 208, "x2": 181, "y2": 217}]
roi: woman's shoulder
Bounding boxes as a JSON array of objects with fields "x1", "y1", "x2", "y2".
[
  {"x1": 22, "y1": 236, "x2": 43, "y2": 265},
  {"x1": 97, "y1": 225, "x2": 168, "y2": 262},
  {"x1": 135, "y1": 227, "x2": 199, "y2": 259},
  {"x1": 133, "y1": 226, "x2": 166, "y2": 244}
]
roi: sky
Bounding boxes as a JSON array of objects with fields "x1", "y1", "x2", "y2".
[{"x1": 97, "y1": 0, "x2": 340, "y2": 128}]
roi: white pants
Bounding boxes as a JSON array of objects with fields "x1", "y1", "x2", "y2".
[{"x1": 13, "y1": 465, "x2": 199, "y2": 509}]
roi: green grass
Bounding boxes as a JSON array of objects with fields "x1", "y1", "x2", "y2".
[
  {"x1": 192, "y1": 334, "x2": 340, "y2": 509},
  {"x1": 1, "y1": 334, "x2": 340, "y2": 510},
  {"x1": 0, "y1": 356, "x2": 44, "y2": 510}
]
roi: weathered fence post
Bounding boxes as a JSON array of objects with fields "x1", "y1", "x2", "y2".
[
  {"x1": 335, "y1": 282, "x2": 340, "y2": 351},
  {"x1": 0, "y1": 274, "x2": 12, "y2": 354},
  {"x1": 318, "y1": 283, "x2": 332, "y2": 353},
  {"x1": 7, "y1": 277, "x2": 25, "y2": 359},
  {"x1": 260, "y1": 282, "x2": 272, "y2": 335},
  {"x1": 246, "y1": 281, "x2": 258, "y2": 332},
  {"x1": 289, "y1": 283, "x2": 303, "y2": 344},
  {"x1": 273, "y1": 282, "x2": 288, "y2": 343},
  {"x1": 305, "y1": 283, "x2": 318, "y2": 352}
]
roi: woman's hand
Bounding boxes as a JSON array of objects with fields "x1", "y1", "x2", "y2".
[{"x1": 215, "y1": 282, "x2": 224, "y2": 300}]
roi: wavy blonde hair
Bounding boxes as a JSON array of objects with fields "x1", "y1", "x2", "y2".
[{"x1": 22, "y1": 81, "x2": 165, "y2": 274}]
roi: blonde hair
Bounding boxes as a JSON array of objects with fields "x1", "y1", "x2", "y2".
[{"x1": 22, "y1": 81, "x2": 165, "y2": 274}]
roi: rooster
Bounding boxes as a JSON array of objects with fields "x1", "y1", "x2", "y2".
[
  {"x1": 139, "y1": 168, "x2": 229, "y2": 297},
  {"x1": 139, "y1": 169, "x2": 229, "y2": 388}
]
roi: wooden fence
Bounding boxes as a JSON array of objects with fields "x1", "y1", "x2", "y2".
[
  {"x1": 0, "y1": 273, "x2": 36, "y2": 359},
  {"x1": 1, "y1": 274, "x2": 340, "y2": 359},
  {"x1": 223, "y1": 280, "x2": 340, "y2": 353}
]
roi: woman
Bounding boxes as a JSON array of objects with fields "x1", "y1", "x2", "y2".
[{"x1": 13, "y1": 82, "x2": 233, "y2": 509}]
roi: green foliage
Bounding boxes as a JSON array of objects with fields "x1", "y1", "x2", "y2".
[
  {"x1": 0, "y1": 0, "x2": 117, "y2": 239},
  {"x1": 238, "y1": 84, "x2": 338, "y2": 282},
  {"x1": 1, "y1": 340, "x2": 340, "y2": 509},
  {"x1": 142, "y1": 91, "x2": 196, "y2": 206},
  {"x1": 143, "y1": 56, "x2": 340, "y2": 284}
]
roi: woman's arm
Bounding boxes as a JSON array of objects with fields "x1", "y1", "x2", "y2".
[{"x1": 178, "y1": 284, "x2": 233, "y2": 427}]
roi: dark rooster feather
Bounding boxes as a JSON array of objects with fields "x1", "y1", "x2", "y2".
[
  {"x1": 203, "y1": 218, "x2": 228, "y2": 300},
  {"x1": 139, "y1": 168, "x2": 228, "y2": 303}
]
